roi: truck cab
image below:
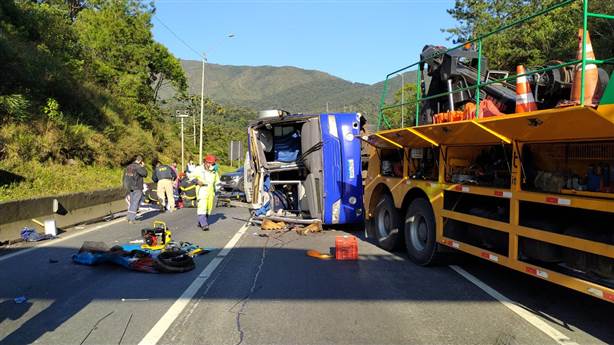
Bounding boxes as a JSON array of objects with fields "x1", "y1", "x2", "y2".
[{"x1": 245, "y1": 110, "x2": 364, "y2": 225}]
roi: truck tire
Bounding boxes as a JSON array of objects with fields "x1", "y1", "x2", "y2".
[
  {"x1": 372, "y1": 193, "x2": 401, "y2": 251},
  {"x1": 404, "y1": 198, "x2": 439, "y2": 266}
]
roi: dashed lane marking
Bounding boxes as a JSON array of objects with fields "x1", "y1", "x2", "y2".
[
  {"x1": 450, "y1": 265, "x2": 580, "y2": 345},
  {"x1": 138, "y1": 220, "x2": 250, "y2": 345}
]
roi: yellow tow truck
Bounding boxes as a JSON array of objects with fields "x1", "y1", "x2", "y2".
[{"x1": 362, "y1": 1, "x2": 614, "y2": 303}]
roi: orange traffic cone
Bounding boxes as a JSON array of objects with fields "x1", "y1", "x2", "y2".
[
  {"x1": 515, "y1": 65, "x2": 538, "y2": 113},
  {"x1": 570, "y1": 28, "x2": 599, "y2": 106}
]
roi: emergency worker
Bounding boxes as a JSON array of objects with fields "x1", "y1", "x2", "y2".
[
  {"x1": 179, "y1": 172, "x2": 197, "y2": 207},
  {"x1": 153, "y1": 161, "x2": 177, "y2": 212},
  {"x1": 193, "y1": 154, "x2": 219, "y2": 230},
  {"x1": 123, "y1": 155, "x2": 147, "y2": 224}
]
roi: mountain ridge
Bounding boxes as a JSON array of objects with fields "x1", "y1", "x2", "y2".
[{"x1": 160, "y1": 59, "x2": 417, "y2": 121}]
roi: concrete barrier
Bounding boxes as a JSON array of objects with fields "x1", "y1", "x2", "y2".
[{"x1": 0, "y1": 187, "x2": 127, "y2": 241}]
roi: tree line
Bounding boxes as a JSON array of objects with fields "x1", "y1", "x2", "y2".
[
  {"x1": 0, "y1": 0, "x2": 242, "y2": 171},
  {"x1": 382, "y1": 0, "x2": 613, "y2": 128}
]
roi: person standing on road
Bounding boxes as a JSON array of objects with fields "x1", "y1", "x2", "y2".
[
  {"x1": 152, "y1": 160, "x2": 177, "y2": 212},
  {"x1": 194, "y1": 154, "x2": 219, "y2": 230},
  {"x1": 123, "y1": 155, "x2": 147, "y2": 224}
]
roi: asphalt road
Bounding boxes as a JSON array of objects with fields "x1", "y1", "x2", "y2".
[{"x1": 0, "y1": 205, "x2": 611, "y2": 345}]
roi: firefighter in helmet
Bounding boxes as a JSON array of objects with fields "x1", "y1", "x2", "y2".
[{"x1": 194, "y1": 154, "x2": 219, "y2": 230}]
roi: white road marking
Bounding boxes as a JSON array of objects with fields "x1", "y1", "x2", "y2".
[
  {"x1": 0, "y1": 215, "x2": 130, "y2": 263},
  {"x1": 138, "y1": 221, "x2": 250, "y2": 345},
  {"x1": 450, "y1": 265, "x2": 580, "y2": 345}
]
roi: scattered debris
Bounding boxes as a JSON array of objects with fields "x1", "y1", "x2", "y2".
[
  {"x1": 72, "y1": 222, "x2": 210, "y2": 273},
  {"x1": 306, "y1": 249, "x2": 333, "y2": 260},
  {"x1": 31, "y1": 218, "x2": 44, "y2": 228},
  {"x1": 20, "y1": 227, "x2": 55, "y2": 242},
  {"x1": 294, "y1": 221, "x2": 322, "y2": 236},
  {"x1": 335, "y1": 235, "x2": 358, "y2": 260},
  {"x1": 14, "y1": 296, "x2": 27, "y2": 304},
  {"x1": 261, "y1": 218, "x2": 286, "y2": 230},
  {"x1": 128, "y1": 239, "x2": 144, "y2": 244},
  {"x1": 306, "y1": 235, "x2": 359, "y2": 261},
  {"x1": 43, "y1": 219, "x2": 57, "y2": 237},
  {"x1": 120, "y1": 298, "x2": 149, "y2": 302}
]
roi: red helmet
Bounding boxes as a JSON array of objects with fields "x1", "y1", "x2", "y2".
[{"x1": 204, "y1": 154, "x2": 216, "y2": 164}]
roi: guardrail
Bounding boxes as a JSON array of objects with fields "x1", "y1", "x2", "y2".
[
  {"x1": 376, "y1": 0, "x2": 614, "y2": 130},
  {"x1": 0, "y1": 187, "x2": 127, "y2": 241}
]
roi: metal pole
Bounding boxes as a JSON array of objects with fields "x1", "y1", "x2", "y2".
[
  {"x1": 401, "y1": 73, "x2": 405, "y2": 127},
  {"x1": 447, "y1": 79, "x2": 455, "y2": 111},
  {"x1": 181, "y1": 117, "x2": 185, "y2": 172},
  {"x1": 475, "y1": 39, "x2": 482, "y2": 119},
  {"x1": 415, "y1": 67, "x2": 421, "y2": 126},
  {"x1": 199, "y1": 54, "x2": 205, "y2": 164},
  {"x1": 580, "y1": 0, "x2": 588, "y2": 106},
  {"x1": 193, "y1": 110, "x2": 196, "y2": 146}
]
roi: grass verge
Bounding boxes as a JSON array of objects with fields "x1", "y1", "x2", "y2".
[{"x1": 0, "y1": 162, "x2": 242, "y2": 202}]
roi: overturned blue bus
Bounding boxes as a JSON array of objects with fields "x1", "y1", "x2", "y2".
[{"x1": 244, "y1": 110, "x2": 364, "y2": 225}]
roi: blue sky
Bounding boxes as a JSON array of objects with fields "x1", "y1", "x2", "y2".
[{"x1": 152, "y1": 0, "x2": 457, "y2": 84}]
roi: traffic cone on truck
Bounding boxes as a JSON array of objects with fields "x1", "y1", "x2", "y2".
[{"x1": 515, "y1": 65, "x2": 538, "y2": 113}]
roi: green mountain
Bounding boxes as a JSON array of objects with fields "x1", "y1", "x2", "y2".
[{"x1": 161, "y1": 60, "x2": 417, "y2": 123}]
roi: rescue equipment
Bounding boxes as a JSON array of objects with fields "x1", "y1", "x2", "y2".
[{"x1": 140, "y1": 221, "x2": 171, "y2": 250}]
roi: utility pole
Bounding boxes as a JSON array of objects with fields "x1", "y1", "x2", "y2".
[
  {"x1": 199, "y1": 54, "x2": 206, "y2": 165},
  {"x1": 197, "y1": 34, "x2": 235, "y2": 165},
  {"x1": 176, "y1": 110, "x2": 190, "y2": 172},
  {"x1": 326, "y1": 102, "x2": 329, "y2": 113},
  {"x1": 401, "y1": 73, "x2": 405, "y2": 128}
]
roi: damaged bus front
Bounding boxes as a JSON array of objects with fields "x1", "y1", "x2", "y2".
[{"x1": 245, "y1": 110, "x2": 364, "y2": 226}]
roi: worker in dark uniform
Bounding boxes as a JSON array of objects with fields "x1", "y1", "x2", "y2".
[
  {"x1": 179, "y1": 173, "x2": 197, "y2": 207},
  {"x1": 123, "y1": 155, "x2": 147, "y2": 224},
  {"x1": 152, "y1": 161, "x2": 177, "y2": 212}
]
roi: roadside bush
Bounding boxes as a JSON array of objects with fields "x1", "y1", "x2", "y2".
[
  {"x1": 0, "y1": 123, "x2": 41, "y2": 161},
  {"x1": 0, "y1": 94, "x2": 31, "y2": 122}
]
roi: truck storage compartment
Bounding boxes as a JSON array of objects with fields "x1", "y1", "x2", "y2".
[
  {"x1": 445, "y1": 144, "x2": 512, "y2": 188},
  {"x1": 522, "y1": 141, "x2": 614, "y2": 195},
  {"x1": 443, "y1": 218, "x2": 509, "y2": 256},
  {"x1": 519, "y1": 201, "x2": 614, "y2": 246},
  {"x1": 379, "y1": 148, "x2": 404, "y2": 178},
  {"x1": 444, "y1": 191, "x2": 510, "y2": 222},
  {"x1": 409, "y1": 147, "x2": 439, "y2": 181},
  {"x1": 518, "y1": 237, "x2": 614, "y2": 288}
]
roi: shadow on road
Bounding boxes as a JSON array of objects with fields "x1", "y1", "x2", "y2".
[{"x1": 0, "y1": 230, "x2": 612, "y2": 344}]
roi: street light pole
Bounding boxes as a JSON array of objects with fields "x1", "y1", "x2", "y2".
[
  {"x1": 197, "y1": 34, "x2": 235, "y2": 166},
  {"x1": 181, "y1": 116, "x2": 185, "y2": 171},
  {"x1": 199, "y1": 53, "x2": 206, "y2": 165},
  {"x1": 176, "y1": 111, "x2": 190, "y2": 172},
  {"x1": 401, "y1": 73, "x2": 405, "y2": 128}
]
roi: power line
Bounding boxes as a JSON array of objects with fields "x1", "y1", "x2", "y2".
[{"x1": 153, "y1": 15, "x2": 202, "y2": 58}]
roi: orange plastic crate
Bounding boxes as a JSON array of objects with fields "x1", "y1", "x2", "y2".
[{"x1": 335, "y1": 235, "x2": 358, "y2": 260}]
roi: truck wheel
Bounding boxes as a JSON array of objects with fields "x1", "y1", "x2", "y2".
[
  {"x1": 404, "y1": 198, "x2": 438, "y2": 265},
  {"x1": 373, "y1": 193, "x2": 401, "y2": 251}
]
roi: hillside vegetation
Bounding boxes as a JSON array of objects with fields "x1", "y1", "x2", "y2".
[
  {"x1": 161, "y1": 61, "x2": 417, "y2": 124},
  {"x1": 0, "y1": 0, "x2": 253, "y2": 201}
]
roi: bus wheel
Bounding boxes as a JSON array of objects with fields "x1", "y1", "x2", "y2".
[
  {"x1": 404, "y1": 198, "x2": 438, "y2": 265},
  {"x1": 373, "y1": 193, "x2": 401, "y2": 251}
]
